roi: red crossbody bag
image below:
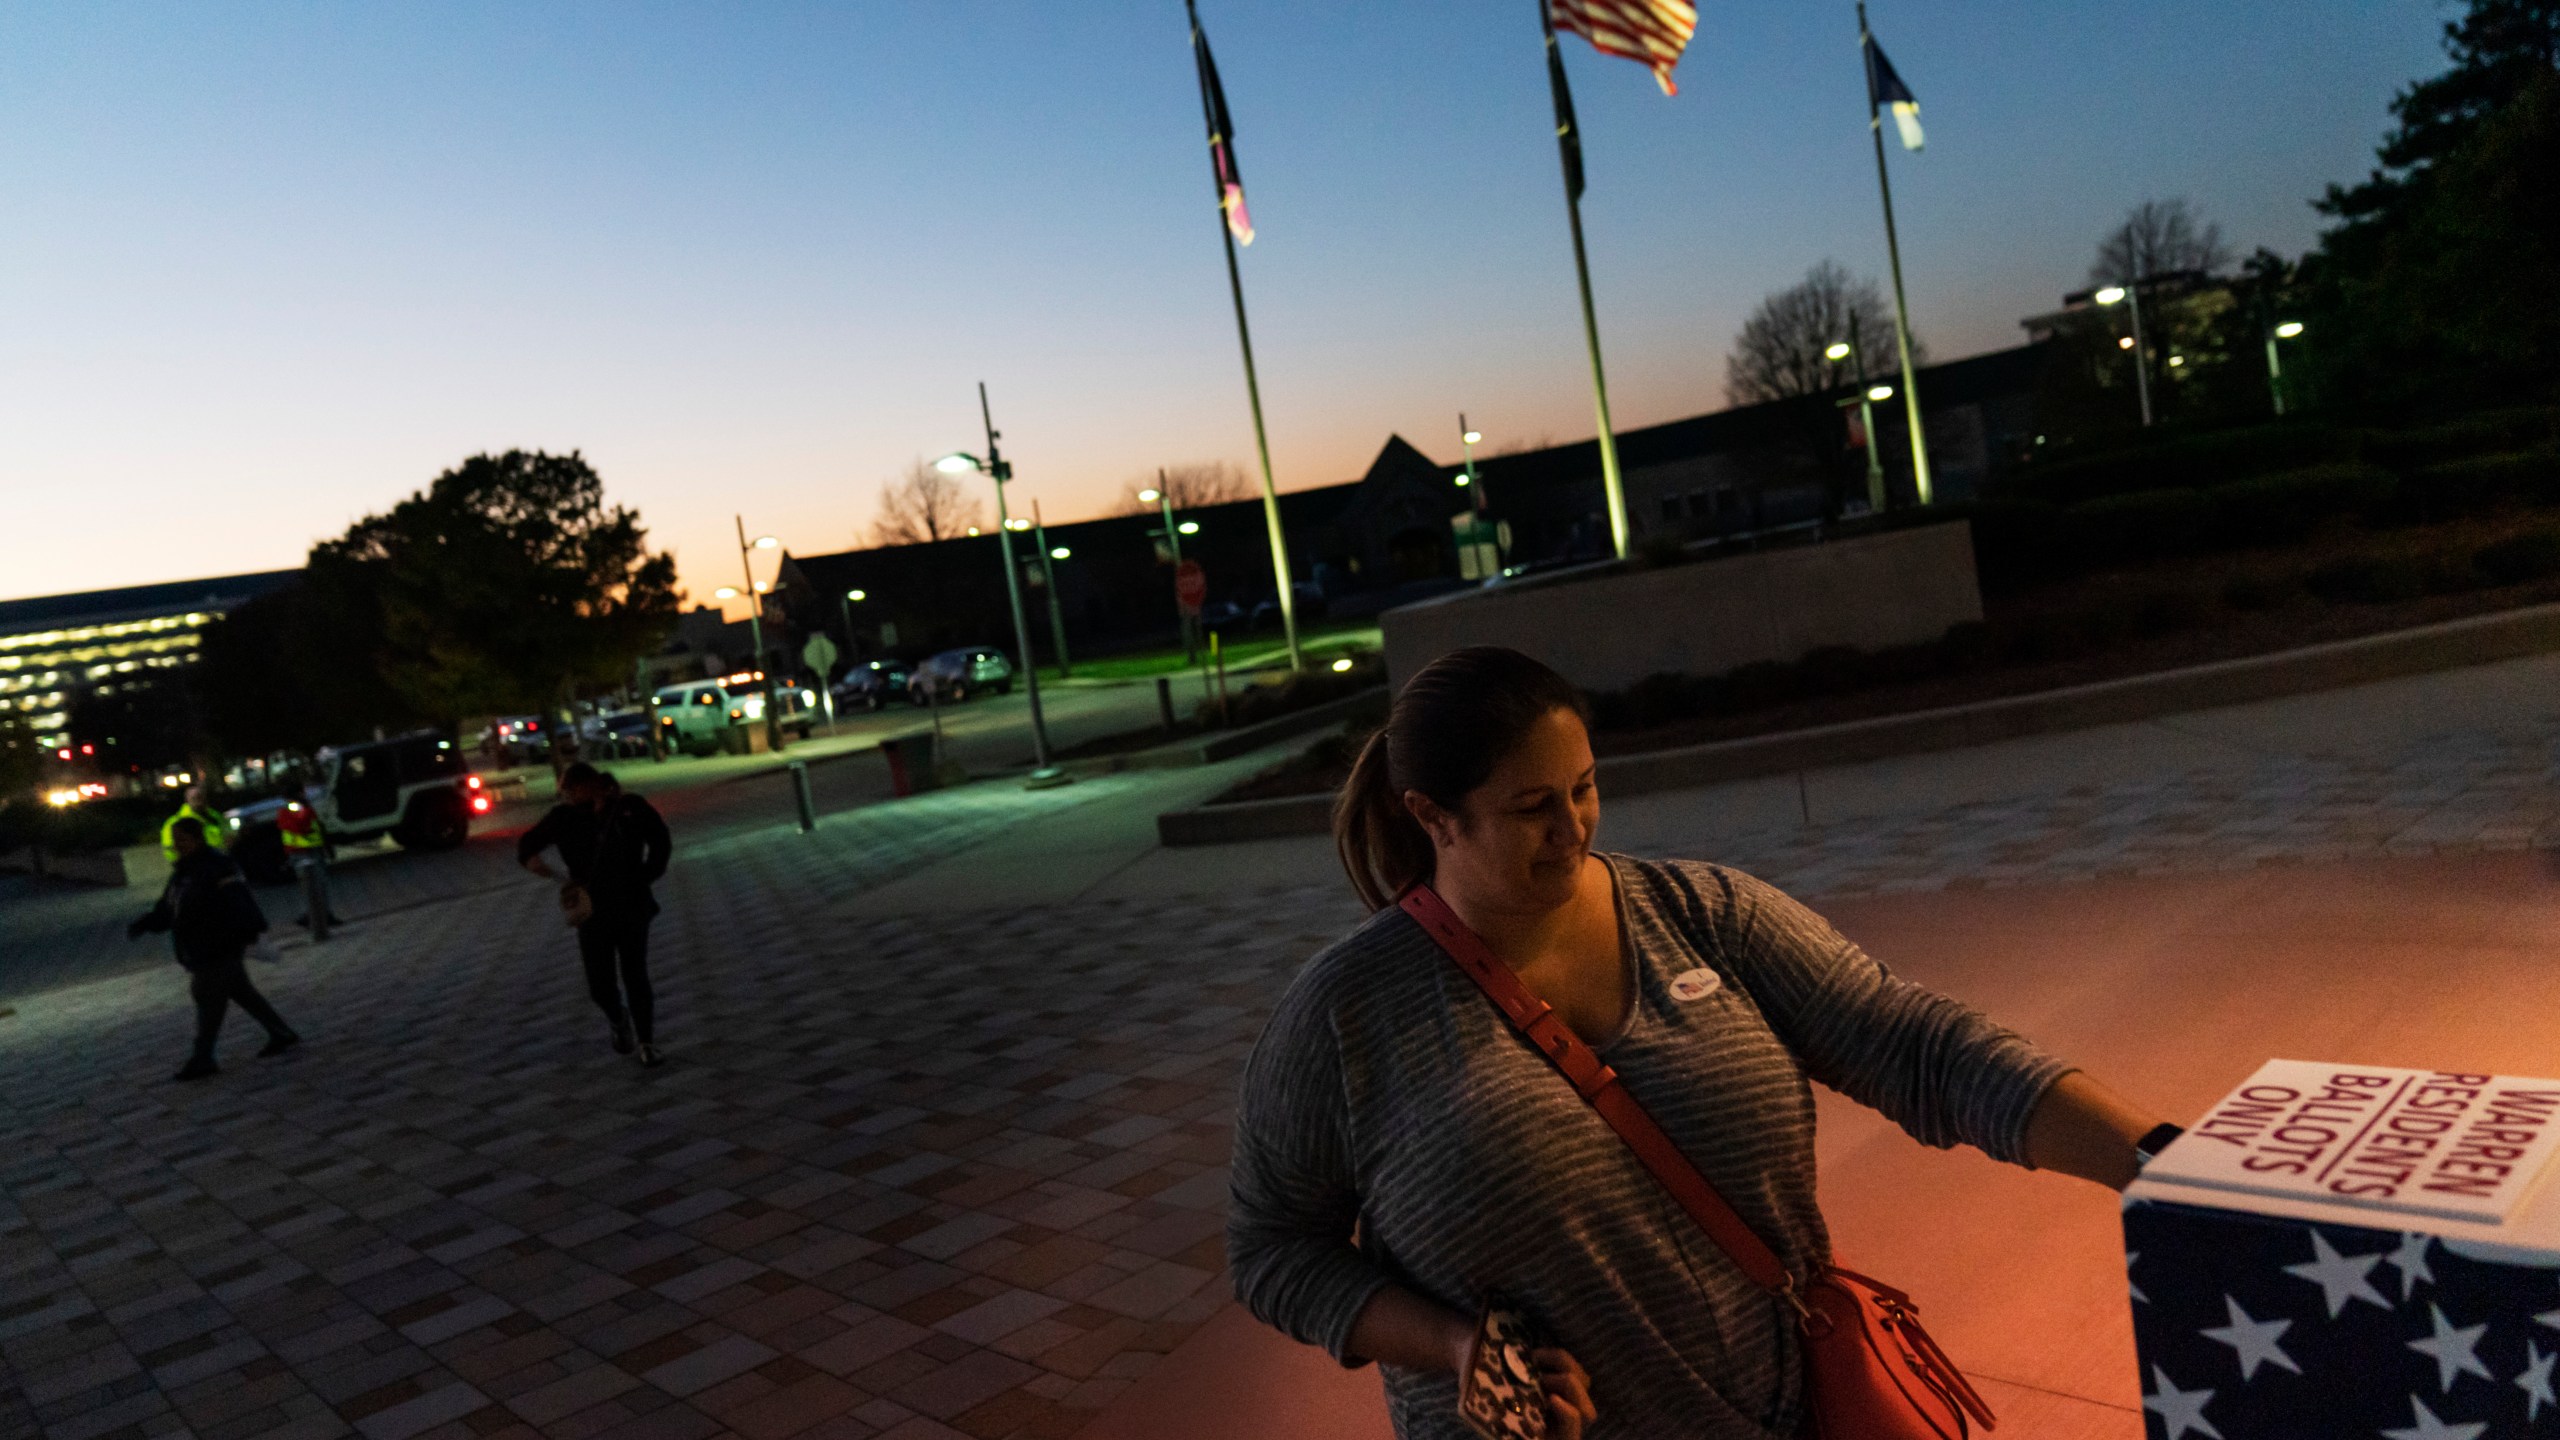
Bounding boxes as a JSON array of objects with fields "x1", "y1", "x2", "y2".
[{"x1": 1400, "y1": 885, "x2": 1997, "y2": 1440}]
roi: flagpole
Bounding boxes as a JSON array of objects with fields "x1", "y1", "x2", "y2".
[
  {"x1": 1859, "y1": 2, "x2": 1933, "y2": 505},
  {"x1": 1217, "y1": 207, "x2": 1302, "y2": 674},
  {"x1": 1189, "y1": 0, "x2": 1302, "y2": 673},
  {"x1": 1544, "y1": 17, "x2": 1631, "y2": 560}
]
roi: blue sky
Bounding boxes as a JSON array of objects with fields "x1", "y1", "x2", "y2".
[{"x1": 0, "y1": 1, "x2": 2444, "y2": 611}]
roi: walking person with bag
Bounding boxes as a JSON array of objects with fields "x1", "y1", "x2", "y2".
[
  {"x1": 1227, "y1": 648, "x2": 2176, "y2": 1440},
  {"x1": 128, "y1": 817, "x2": 300, "y2": 1082},
  {"x1": 518, "y1": 763, "x2": 672, "y2": 1067}
]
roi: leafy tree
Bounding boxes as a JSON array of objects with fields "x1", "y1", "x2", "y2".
[
  {"x1": 314, "y1": 451, "x2": 680, "y2": 725},
  {"x1": 0, "y1": 708, "x2": 41, "y2": 804},
  {"x1": 1117, "y1": 461, "x2": 1254, "y2": 514},
  {"x1": 66, "y1": 673, "x2": 199, "y2": 777},
  {"x1": 871, "y1": 459, "x2": 985, "y2": 545},
  {"x1": 1725, "y1": 260, "x2": 1909, "y2": 406},
  {"x1": 193, "y1": 582, "x2": 415, "y2": 757},
  {"x1": 2298, "y1": 0, "x2": 2560, "y2": 411},
  {"x1": 2319, "y1": 0, "x2": 2559, "y2": 234}
]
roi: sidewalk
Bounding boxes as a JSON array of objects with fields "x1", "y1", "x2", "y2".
[{"x1": 0, "y1": 654, "x2": 2551, "y2": 1440}]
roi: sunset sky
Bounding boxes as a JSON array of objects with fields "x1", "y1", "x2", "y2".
[{"x1": 1, "y1": 1, "x2": 2442, "y2": 616}]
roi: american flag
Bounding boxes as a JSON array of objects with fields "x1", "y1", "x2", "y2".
[
  {"x1": 2124, "y1": 1199, "x2": 2560, "y2": 1437},
  {"x1": 1547, "y1": 0, "x2": 1699, "y2": 96}
]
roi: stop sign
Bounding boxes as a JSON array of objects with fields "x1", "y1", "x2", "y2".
[{"x1": 1174, "y1": 560, "x2": 1207, "y2": 613}]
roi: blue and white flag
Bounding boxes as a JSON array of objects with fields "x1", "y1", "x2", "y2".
[
  {"x1": 2125, "y1": 1202, "x2": 2560, "y2": 1437},
  {"x1": 1863, "y1": 34, "x2": 1925, "y2": 151}
]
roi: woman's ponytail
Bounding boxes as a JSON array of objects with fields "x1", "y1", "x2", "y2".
[
  {"x1": 1328, "y1": 646, "x2": 1589, "y2": 912},
  {"x1": 1334, "y1": 726, "x2": 1433, "y2": 912}
]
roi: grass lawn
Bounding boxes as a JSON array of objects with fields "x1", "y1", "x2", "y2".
[{"x1": 1035, "y1": 621, "x2": 1381, "y2": 682}]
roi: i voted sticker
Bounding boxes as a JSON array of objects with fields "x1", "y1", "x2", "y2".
[{"x1": 1667, "y1": 968, "x2": 1722, "y2": 1002}]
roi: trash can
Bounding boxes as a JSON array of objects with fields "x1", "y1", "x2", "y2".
[{"x1": 878, "y1": 732, "x2": 941, "y2": 798}]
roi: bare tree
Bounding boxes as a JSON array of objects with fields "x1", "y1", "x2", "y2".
[
  {"x1": 1724, "y1": 260, "x2": 1912, "y2": 407},
  {"x1": 2090, "y1": 198, "x2": 2230, "y2": 284},
  {"x1": 1117, "y1": 461, "x2": 1256, "y2": 514},
  {"x1": 871, "y1": 458, "x2": 985, "y2": 546}
]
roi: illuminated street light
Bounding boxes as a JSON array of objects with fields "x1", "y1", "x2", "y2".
[
  {"x1": 1005, "y1": 518, "x2": 1031, "y2": 532},
  {"x1": 1141, "y1": 472, "x2": 1193, "y2": 663},
  {"x1": 1049, "y1": 547, "x2": 1071, "y2": 560},
  {"x1": 940, "y1": 385, "x2": 1062, "y2": 782},
  {"x1": 2118, "y1": 336, "x2": 2137, "y2": 350},
  {"x1": 732, "y1": 517, "x2": 784, "y2": 751},
  {"x1": 847, "y1": 589, "x2": 866, "y2": 602},
  {"x1": 1177, "y1": 521, "x2": 1199, "y2": 535},
  {"x1": 2087, "y1": 283, "x2": 2152, "y2": 424},
  {"x1": 1824, "y1": 341, "x2": 1853, "y2": 362},
  {"x1": 2267, "y1": 320, "x2": 2307, "y2": 414},
  {"x1": 1866, "y1": 384, "x2": 1895, "y2": 403},
  {"x1": 715, "y1": 586, "x2": 740, "y2": 599},
  {"x1": 1463, "y1": 429, "x2": 1482, "y2": 445}
]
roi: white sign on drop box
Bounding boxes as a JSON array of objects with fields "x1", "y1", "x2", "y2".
[{"x1": 2144, "y1": 1059, "x2": 2560, "y2": 1224}]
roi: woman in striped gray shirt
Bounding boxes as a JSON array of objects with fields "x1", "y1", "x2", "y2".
[{"x1": 1228, "y1": 647, "x2": 2165, "y2": 1439}]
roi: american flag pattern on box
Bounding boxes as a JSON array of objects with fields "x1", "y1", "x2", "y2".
[{"x1": 2124, "y1": 1199, "x2": 2560, "y2": 1438}]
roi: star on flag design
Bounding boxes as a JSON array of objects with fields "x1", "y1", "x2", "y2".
[{"x1": 2124, "y1": 1202, "x2": 2560, "y2": 1436}]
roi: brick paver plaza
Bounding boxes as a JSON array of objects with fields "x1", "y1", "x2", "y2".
[{"x1": 3, "y1": 691, "x2": 2555, "y2": 1440}]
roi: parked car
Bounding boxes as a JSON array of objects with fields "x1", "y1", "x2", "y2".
[
  {"x1": 908, "y1": 647, "x2": 1014, "y2": 704},
  {"x1": 223, "y1": 731, "x2": 484, "y2": 883},
  {"x1": 833, "y1": 660, "x2": 912, "y2": 711},
  {"x1": 1248, "y1": 583, "x2": 1331, "y2": 632},
  {"x1": 584, "y1": 708, "x2": 657, "y2": 758},
  {"x1": 485, "y1": 714, "x2": 550, "y2": 766},
  {"x1": 651, "y1": 675, "x2": 818, "y2": 753}
]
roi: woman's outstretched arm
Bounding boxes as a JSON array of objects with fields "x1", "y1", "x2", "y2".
[{"x1": 2023, "y1": 1070, "x2": 2163, "y2": 1191}]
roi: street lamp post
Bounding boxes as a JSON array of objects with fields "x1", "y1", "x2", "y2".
[
  {"x1": 838, "y1": 588, "x2": 867, "y2": 662},
  {"x1": 936, "y1": 383, "x2": 1063, "y2": 784},
  {"x1": 1140, "y1": 474, "x2": 1196, "y2": 664},
  {"x1": 2266, "y1": 320, "x2": 2303, "y2": 417},
  {"x1": 731, "y1": 518, "x2": 783, "y2": 751},
  {"x1": 1457, "y1": 416, "x2": 1485, "y2": 511},
  {"x1": 2094, "y1": 283, "x2": 2154, "y2": 427},
  {"x1": 1031, "y1": 499, "x2": 1071, "y2": 679},
  {"x1": 1825, "y1": 342, "x2": 1889, "y2": 515}
]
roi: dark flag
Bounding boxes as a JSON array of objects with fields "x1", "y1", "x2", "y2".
[
  {"x1": 1544, "y1": 26, "x2": 1585, "y2": 202},
  {"x1": 1862, "y1": 32, "x2": 1926, "y2": 151},
  {"x1": 1188, "y1": 2, "x2": 1254, "y2": 245}
]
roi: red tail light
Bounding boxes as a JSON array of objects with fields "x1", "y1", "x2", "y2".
[
  {"x1": 470, "y1": 796, "x2": 491, "y2": 814},
  {"x1": 465, "y1": 774, "x2": 484, "y2": 790}
]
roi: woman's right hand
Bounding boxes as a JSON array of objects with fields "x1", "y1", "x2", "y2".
[{"x1": 1530, "y1": 1348, "x2": 1597, "y2": 1440}]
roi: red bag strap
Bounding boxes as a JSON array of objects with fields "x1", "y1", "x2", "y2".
[{"x1": 1399, "y1": 884, "x2": 1798, "y2": 1302}]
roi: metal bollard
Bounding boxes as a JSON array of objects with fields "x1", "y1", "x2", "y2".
[
  {"x1": 789, "y1": 760, "x2": 817, "y2": 833},
  {"x1": 1155, "y1": 675, "x2": 1176, "y2": 732},
  {"x1": 299, "y1": 860, "x2": 332, "y2": 942}
]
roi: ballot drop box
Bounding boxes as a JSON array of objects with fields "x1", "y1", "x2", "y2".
[{"x1": 2124, "y1": 1060, "x2": 2560, "y2": 1438}]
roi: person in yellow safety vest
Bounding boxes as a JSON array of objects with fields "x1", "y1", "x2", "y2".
[
  {"x1": 276, "y1": 797, "x2": 341, "y2": 929},
  {"x1": 160, "y1": 785, "x2": 229, "y2": 864}
]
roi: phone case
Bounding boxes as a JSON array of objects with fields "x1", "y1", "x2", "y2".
[{"x1": 1456, "y1": 1300, "x2": 1551, "y2": 1440}]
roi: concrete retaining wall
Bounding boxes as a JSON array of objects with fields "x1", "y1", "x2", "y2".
[
  {"x1": 1380, "y1": 522, "x2": 1983, "y2": 691},
  {"x1": 1159, "y1": 600, "x2": 2560, "y2": 847}
]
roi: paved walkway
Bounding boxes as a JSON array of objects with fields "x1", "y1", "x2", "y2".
[{"x1": 0, "y1": 654, "x2": 2553, "y2": 1440}]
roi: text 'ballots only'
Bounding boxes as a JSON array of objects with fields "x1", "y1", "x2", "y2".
[{"x1": 2143, "y1": 1059, "x2": 2560, "y2": 1224}]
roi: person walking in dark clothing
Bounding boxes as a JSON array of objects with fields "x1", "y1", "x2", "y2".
[
  {"x1": 518, "y1": 764, "x2": 673, "y2": 1066},
  {"x1": 129, "y1": 818, "x2": 299, "y2": 1082}
]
